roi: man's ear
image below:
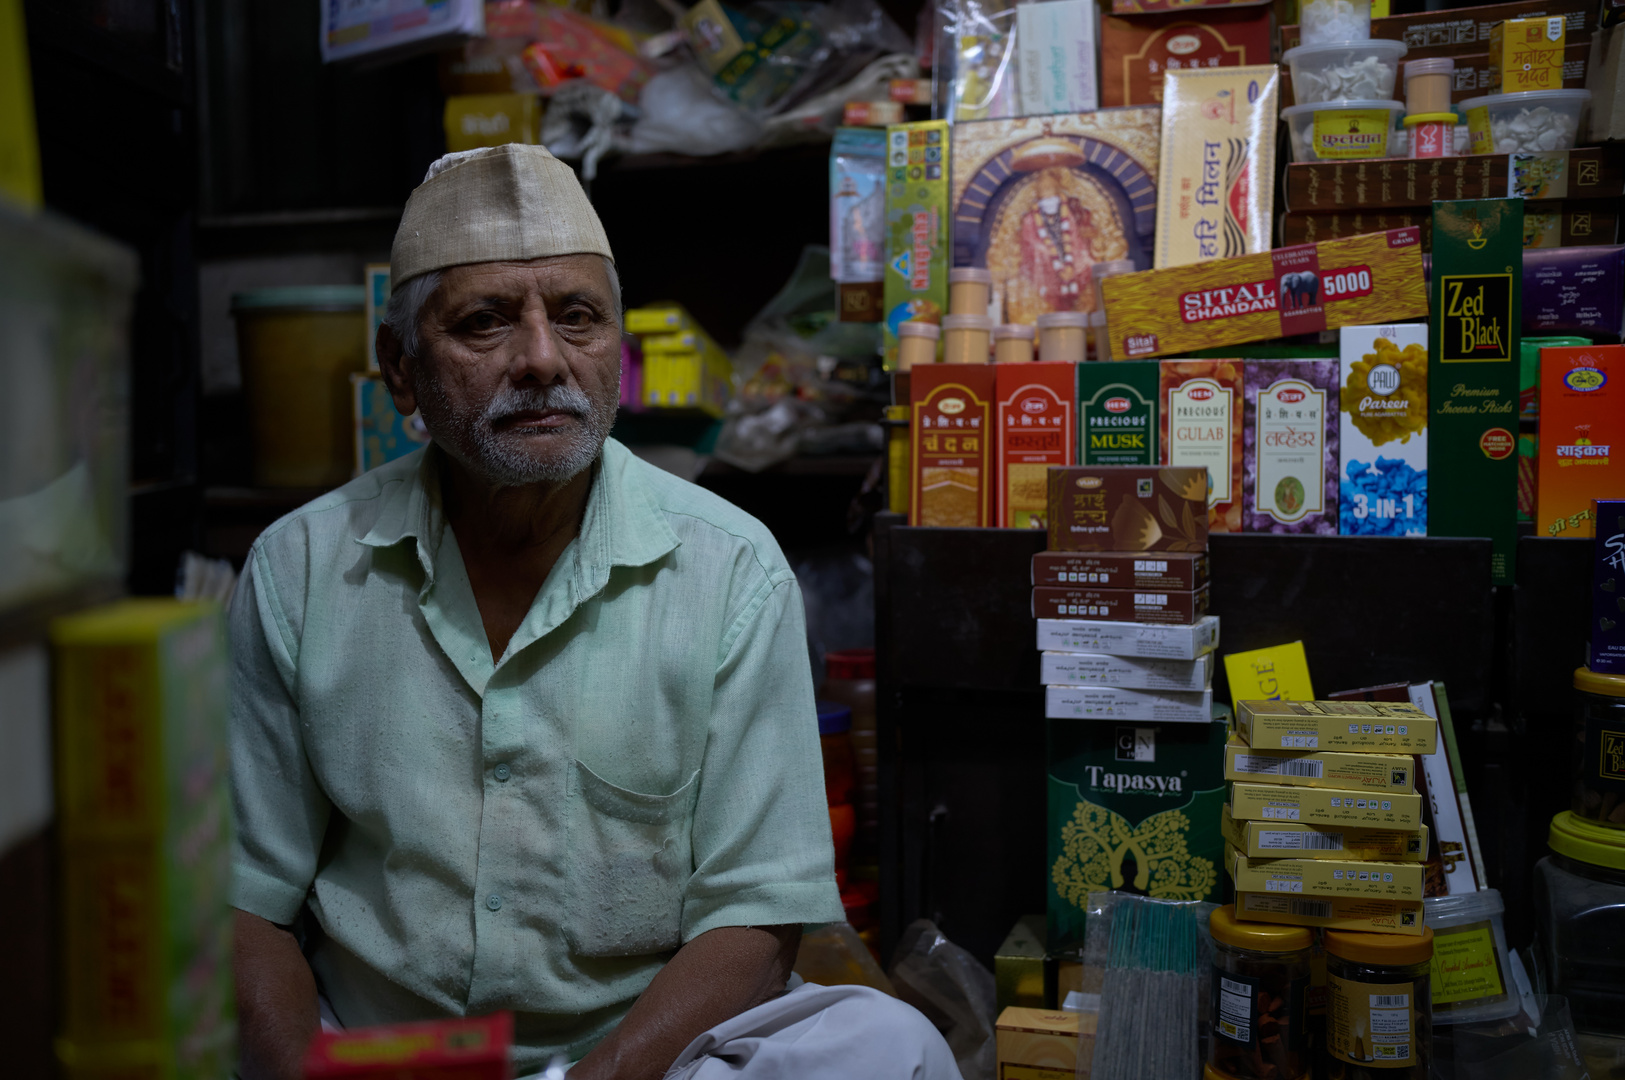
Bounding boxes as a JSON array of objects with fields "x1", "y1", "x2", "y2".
[{"x1": 376, "y1": 323, "x2": 420, "y2": 418}]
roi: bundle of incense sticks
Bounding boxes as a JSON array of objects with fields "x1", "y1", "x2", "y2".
[{"x1": 1090, "y1": 896, "x2": 1204, "y2": 1079}]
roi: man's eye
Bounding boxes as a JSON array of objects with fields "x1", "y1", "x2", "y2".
[
  {"x1": 558, "y1": 309, "x2": 593, "y2": 328},
  {"x1": 466, "y1": 311, "x2": 504, "y2": 332}
]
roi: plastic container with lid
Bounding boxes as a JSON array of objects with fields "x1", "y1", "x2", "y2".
[
  {"x1": 1422, "y1": 889, "x2": 1518, "y2": 1025},
  {"x1": 942, "y1": 313, "x2": 993, "y2": 365},
  {"x1": 1323, "y1": 927, "x2": 1433, "y2": 1079},
  {"x1": 1283, "y1": 39, "x2": 1407, "y2": 105},
  {"x1": 896, "y1": 320, "x2": 940, "y2": 371},
  {"x1": 1572, "y1": 666, "x2": 1625, "y2": 826},
  {"x1": 949, "y1": 266, "x2": 993, "y2": 317},
  {"x1": 993, "y1": 323, "x2": 1035, "y2": 364},
  {"x1": 1207, "y1": 905, "x2": 1313, "y2": 1080},
  {"x1": 1036, "y1": 311, "x2": 1087, "y2": 363},
  {"x1": 1299, "y1": 0, "x2": 1371, "y2": 46},
  {"x1": 1282, "y1": 100, "x2": 1406, "y2": 163},
  {"x1": 1461, "y1": 88, "x2": 1591, "y2": 154},
  {"x1": 1533, "y1": 810, "x2": 1625, "y2": 1058},
  {"x1": 1403, "y1": 57, "x2": 1454, "y2": 114}
]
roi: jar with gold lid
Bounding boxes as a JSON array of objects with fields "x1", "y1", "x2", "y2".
[
  {"x1": 1323, "y1": 927, "x2": 1433, "y2": 1080},
  {"x1": 1207, "y1": 905, "x2": 1312, "y2": 1080}
]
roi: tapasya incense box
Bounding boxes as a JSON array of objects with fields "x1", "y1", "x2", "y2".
[
  {"x1": 1037, "y1": 614, "x2": 1221, "y2": 659},
  {"x1": 1536, "y1": 347, "x2": 1625, "y2": 538},
  {"x1": 1222, "y1": 803, "x2": 1429, "y2": 862},
  {"x1": 1077, "y1": 361, "x2": 1160, "y2": 466},
  {"x1": 1229, "y1": 781, "x2": 1425, "y2": 829},
  {"x1": 1031, "y1": 550, "x2": 1209, "y2": 589},
  {"x1": 910, "y1": 363, "x2": 995, "y2": 526},
  {"x1": 1340, "y1": 324, "x2": 1429, "y2": 537},
  {"x1": 1235, "y1": 892, "x2": 1426, "y2": 936},
  {"x1": 1161, "y1": 360, "x2": 1244, "y2": 533},
  {"x1": 996, "y1": 361, "x2": 1076, "y2": 529},
  {"x1": 1044, "y1": 465, "x2": 1209, "y2": 551},
  {"x1": 1045, "y1": 685, "x2": 1214, "y2": 723},
  {"x1": 1224, "y1": 740, "x2": 1415, "y2": 792},
  {"x1": 1236, "y1": 699, "x2": 1439, "y2": 754},
  {"x1": 1227, "y1": 847, "x2": 1427, "y2": 901},
  {"x1": 1430, "y1": 199, "x2": 1522, "y2": 585},
  {"x1": 883, "y1": 120, "x2": 949, "y2": 370},
  {"x1": 1593, "y1": 499, "x2": 1625, "y2": 674},
  {"x1": 1042, "y1": 651, "x2": 1214, "y2": 692},
  {"x1": 1243, "y1": 359, "x2": 1340, "y2": 534},
  {"x1": 1032, "y1": 585, "x2": 1210, "y2": 624}
]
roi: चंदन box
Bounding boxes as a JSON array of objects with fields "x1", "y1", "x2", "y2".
[
  {"x1": 1161, "y1": 360, "x2": 1244, "y2": 533},
  {"x1": 1235, "y1": 891, "x2": 1426, "y2": 936},
  {"x1": 1489, "y1": 16, "x2": 1566, "y2": 92},
  {"x1": 1226, "y1": 847, "x2": 1427, "y2": 901},
  {"x1": 1032, "y1": 550, "x2": 1209, "y2": 589},
  {"x1": 1536, "y1": 346, "x2": 1625, "y2": 538},
  {"x1": 1229, "y1": 780, "x2": 1424, "y2": 830},
  {"x1": 1099, "y1": 9, "x2": 1274, "y2": 108},
  {"x1": 1244, "y1": 359, "x2": 1340, "y2": 534},
  {"x1": 1222, "y1": 803, "x2": 1429, "y2": 862},
  {"x1": 1339, "y1": 324, "x2": 1429, "y2": 537},
  {"x1": 996, "y1": 361, "x2": 1077, "y2": 529},
  {"x1": 1236, "y1": 699, "x2": 1439, "y2": 753},
  {"x1": 1037, "y1": 614, "x2": 1221, "y2": 659},
  {"x1": 1593, "y1": 500, "x2": 1625, "y2": 674},
  {"x1": 1102, "y1": 228, "x2": 1429, "y2": 360},
  {"x1": 1041, "y1": 650, "x2": 1213, "y2": 692},
  {"x1": 911, "y1": 363, "x2": 995, "y2": 526},
  {"x1": 1045, "y1": 684, "x2": 1214, "y2": 723},
  {"x1": 1032, "y1": 584, "x2": 1209, "y2": 625},
  {"x1": 1045, "y1": 465, "x2": 1209, "y2": 551},
  {"x1": 1430, "y1": 200, "x2": 1522, "y2": 584},
  {"x1": 1224, "y1": 740, "x2": 1415, "y2": 792},
  {"x1": 1077, "y1": 360, "x2": 1160, "y2": 466},
  {"x1": 883, "y1": 121, "x2": 949, "y2": 370}
]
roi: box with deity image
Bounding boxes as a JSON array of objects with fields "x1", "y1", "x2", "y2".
[{"x1": 950, "y1": 109, "x2": 1161, "y2": 327}]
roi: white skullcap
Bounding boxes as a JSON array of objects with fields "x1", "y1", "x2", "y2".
[{"x1": 390, "y1": 144, "x2": 614, "y2": 286}]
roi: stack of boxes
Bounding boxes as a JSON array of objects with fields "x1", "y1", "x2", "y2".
[
  {"x1": 624, "y1": 303, "x2": 733, "y2": 417},
  {"x1": 1221, "y1": 699, "x2": 1437, "y2": 936}
]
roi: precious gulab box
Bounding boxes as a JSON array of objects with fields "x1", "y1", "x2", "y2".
[
  {"x1": 996, "y1": 361, "x2": 1077, "y2": 529},
  {"x1": 1032, "y1": 584, "x2": 1209, "y2": 624},
  {"x1": 1044, "y1": 465, "x2": 1209, "y2": 551},
  {"x1": 911, "y1": 363, "x2": 995, "y2": 527},
  {"x1": 1031, "y1": 550, "x2": 1210, "y2": 589},
  {"x1": 1101, "y1": 228, "x2": 1429, "y2": 360},
  {"x1": 1161, "y1": 360, "x2": 1245, "y2": 533}
]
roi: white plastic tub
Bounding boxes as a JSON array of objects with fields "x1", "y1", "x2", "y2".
[
  {"x1": 1282, "y1": 99, "x2": 1405, "y2": 162},
  {"x1": 1461, "y1": 88, "x2": 1591, "y2": 154},
  {"x1": 1299, "y1": 0, "x2": 1371, "y2": 46},
  {"x1": 1423, "y1": 888, "x2": 1520, "y2": 1025},
  {"x1": 1283, "y1": 38, "x2": 1407, "y2": 105}
]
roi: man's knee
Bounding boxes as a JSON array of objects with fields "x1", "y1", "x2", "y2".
[{"x1": 810, "y1": 987, "x2": 959, "y2": 1075}]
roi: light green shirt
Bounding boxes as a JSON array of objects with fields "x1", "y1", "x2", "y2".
[{"x1": 229, "y1": 439, "x2": 844, "y2": 1067}]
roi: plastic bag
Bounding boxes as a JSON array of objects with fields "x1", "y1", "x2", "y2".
[
  {"x1": 623, "y1": 64, "x2": 763, "y2": 157},
  {"x1": 888, "y1": 919, "x2": 998, "y2": 1080},
  {"x1": 794, "y1": 921, "x2": 896, "y2": 996},
  {"x1": 1446, "y1": 995, "x2": 1592, "y2": 1080},
  {"x1": 521, "y1": 9, "x2": 653, "y2": 102},
  {"x1": 540, "y1": 80, "x2": 636, "y2": 181},
  {"x1": 936, "y1": 0, "x2": 1019, "y2": 121},
  {"x1": 760, "y1": 51, "x2": 918, "y2": 145}
]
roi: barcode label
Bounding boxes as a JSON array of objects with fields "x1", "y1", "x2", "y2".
[
  {"x1": 1371, "y1": 994, "x2": 1410, "y2": 1008},
  {"x1": 1258, "y1": 830, "x2": 1344, "y2": 851},
  {"x1": 1290, "y1": 899, "x2": 1332, "y2": 918},
  {"x1": 1235, "y1": 754, "x2": 1325, "y2": 778}
]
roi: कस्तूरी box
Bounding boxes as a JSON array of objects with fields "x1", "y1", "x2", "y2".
[
  {"x1": 1042, "y1": 650, "x2": 1213, "y2": 692},
  {"x1": 1536, "y1": 346, "x2": 1625, "y2": 539},
  {"x1": 1224, "y1": 739, "x2": 1416, "y2": 792},
  {"x1": 1032, "y1": 550, "x2": 1208, "y2": 590},
  {"x1": 1032, "y1": 584, "x2": 1209, "y2": 625},
  {"x1": 1037, "y1": 614, "x2": 1221, "y2": 660},
  {"x1": 911, "y1": 363, "x2": 995, "y2": 527},
  {"x1": 883, "y1": 120, "x2": 949, "y2": 370},
  {"x1": 1045, "y1": 684, "x2": 1214, "y2": 723},
  {"x1": 1222, "y1": 803, "x2": 1429, "y2": 862},
  {"x1": 1235, "y1": 891, "x2": 1426, "y2": 936},
  {"x1": 1077, "y1": 360, "x2": 1160, "y2": 466},
  {"x1": 996, "y1": 361, "x2": 1077, "y2": 529},
  {"x1": 1236, "y1": 699, "x2": 1439, "y2": 754},
  {"x1": 1226, "y1": 846, "x2": 1427, "y2": 901},
  {"x1": 1161, "y1": 359, "x2": 1244, "y2": 533},
  {"x1": 1229, "y1": 780, "x2": 1425, "y2": 829},
  {"x1": 1045, "y1": 464, "x2": 1209, "y2": 551},
  {"x1": 1244, "y1": 359, "x2": 1340, "y2": 534},
  {"x1": 1339, "y1": 324, "x2": 1429, "y2": 537}
]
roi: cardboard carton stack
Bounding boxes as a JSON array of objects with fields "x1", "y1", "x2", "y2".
[{"x1": 1223, "y1": 700, "x2": 1438, "y2": 936}]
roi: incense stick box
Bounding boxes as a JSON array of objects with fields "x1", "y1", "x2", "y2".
[
  {"x1": 1230, "y1": 781, "x2": 1424, "y2": 829},
  {"x1": 995, "y1": 1008, "x2": 1091, "y2": 1078},
  {"x1": 1161, "y1": 360, "x2": 1244, "y2": 533},
  {"x1": 1077, "y1": 361, "x2": 1160, "y2": 466},
  {"x1": 1037, "y1": 614, "x2": 1221, "y2": 659},
  {"x1": 1044, "y1": 465, "x2": 1209, "y2": 551},
  {"x1": 1032, "y1": 585, "x2": 1209, "y2": 624},
  {"x1": 1032, "y1": 550, "x2": 1209, "y2": 590},
  {"x1": 1045, "y1": 685, "x2": 1214, "y2": 723},
  {"x1": 1223, "y1": 740, "x2": 1416, "y2": 792},
  {"x1": 1235, "y1": 891, "x2": 1426, "y2": 936},
  {"x1": 910, "y1": 363, "x2": 995, "y2": 526},
  {"x1": 1042, "y1": 651, "x2": 1214, "y2": 692},
  {"x1": 883, "y1": 121, "x2": 949, "y2": 370},
  {"x1": 1222, "y1": 804, "x2": 1428, "y2": 862},
  {"x1": 1535, "y1": 346, "x2": 1625, "y2": 539},
  {"x1": 1339, "y1": 324, "x2": 1429, "y2": 537},
  {"x1": 996, "y1": 361, "x2": 1077, "y2": 529},
  {"x1": 1236, "y1": 699, "x2": 1439, "y2": 753},
  {"x1": 1244, "y1": 359, "x2": 1340, "y2": 534},
  {"x1": 1227, "y1": 847, "x2": 1427, "y2": 901}
]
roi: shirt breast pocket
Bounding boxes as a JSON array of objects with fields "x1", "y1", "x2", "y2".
[{"x1": 566, "y1": 760, "x2": 700, "y2": 957}]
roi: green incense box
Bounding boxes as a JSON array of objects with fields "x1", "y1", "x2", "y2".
[
  {"x1": 1076, "y1": 361, "x2": 1159, "y2": 466},
  {"x1": 1429, "y1": 199, "x2": 1522, "y2": 584},
  {"x1": 882, "y1": 120, "x2": 949, "y2": 371}
]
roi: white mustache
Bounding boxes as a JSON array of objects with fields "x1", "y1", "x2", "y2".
[{"x1": 482, "y1": 384, "x2": 594, "y2": 427}]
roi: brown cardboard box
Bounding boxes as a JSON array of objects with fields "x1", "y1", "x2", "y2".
[
  {"x1": 1588, "y1": 23, "x2": 1625, "y2": 140},
  {"x1": 1044, "y1": 466, "x2": 1209, "y2": 551},
  {"x1": 1032, "y1": 585, "x2": 1210, "y2": 624},
  {"x1": 1100, "y1": 8, "x2": 1274, "y2": 106},
  {"x1": 996, "y1": 1007, "x2": 1096, "y2": 1079},
  {"x1": 1279, "y1": 0, "x2": 1592, "y2": 53},
  {"x1": 1031, "y1": 550, "x2": 1210, "y2": 589}
]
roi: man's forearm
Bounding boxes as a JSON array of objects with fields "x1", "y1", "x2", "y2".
[
  {"x1": 570, "y1": 924, "x2": 800, "y2": 1080},
  {"x1": 234, "y1": 908, "x2": 322, "y2": 1080}
]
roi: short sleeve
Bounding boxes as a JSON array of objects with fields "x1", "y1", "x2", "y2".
[
  {"x1": 681, "y1": 574, "x2": 845, "y2": 939},
  {"x1": 229, "y1": 546, "x2": 333, "y2": 925}
]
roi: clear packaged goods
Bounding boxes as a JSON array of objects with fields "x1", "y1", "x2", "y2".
[
  {"x1": 1299, "y1": 0, "x2": 1371, "y2": 46},
  {"x1": 1283, "y1": 40, "x2": 1407, "y2": 105},
  {"x1": 992, "y1": 322, "x2": 1035, "y2": 364},
  {"x1": 1532, "y1": 812, "x2": 1625, "y2": 1064},
  {"x1": 1282, "y1": 100, "x2": 1407, "y2": 163},
  {"x1": 1208, "y1": 906, "x2": 1313, "y2": 1080},
  {"x1": 1573, "y1": 667, "x2": 1625, "y2": 824},
  {"x1": 1423, "y1": 888, "x2": 1518, "y2": 1025},
  {"x1": 1464, "y1": 88, "x2": 1590, "y2": 154},
  {"x1": 1323, "y1": 929, "x2": 1434, "y2": 1079},
  {"x1": 830, "y1": 128, "x2": 888, "y2": 323}
]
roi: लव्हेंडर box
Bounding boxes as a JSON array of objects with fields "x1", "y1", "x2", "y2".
[
  {"x1": 1340, "y1": 324, "x2": 1429, "y2": 537},
  {"x1": 1244, "y1": 359, "x2": 1340, "y2": 534}
]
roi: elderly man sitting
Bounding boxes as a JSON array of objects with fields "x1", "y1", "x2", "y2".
[{"x1": 229, "y1": 145, "x2": 955, "y2": 1080}]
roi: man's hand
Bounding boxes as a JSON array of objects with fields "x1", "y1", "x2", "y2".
[
  {"x1": 234, "y1": 908, "x2": 321, "y2": 1080},
  {"x1": 569, "y1": 925, "x2": 800, "y2": 1080}
]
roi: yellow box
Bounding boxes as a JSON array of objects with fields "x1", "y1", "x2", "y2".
[
  {"x1": 1235, "y1": 699, "x2": 1438, "y2": 753},
  {"x1": 996, "y1": 1007, "x2": 1094, "y2": 1080},
  {"x1": 626, "y1": 303, "x2": 694, "y2": 334},
  {"x1": 442, "y1": 92, "x2": 542, "y2": 152},
  {"x1": 994, "y1": 915, "x2": 1048, "y2": 1013},
  {"x1": 1221, "y1": 803, "x2": 1428, "y2": 862},
  {"x1": 1222, "y1": 641, "x2": 1314, "y2": 712},
  {"x1": 1223, "y1": 738, "x2": 1415, "y2": 792},
  {"x1": 1230, "y1": 780, "x2": 1423, "y2": 829},
  {"x1": 1235, "y1": 891, "x2": 1426, "y2": 936},
  {"x1": 1490, "y1": 16, "x2": 1567, "y2": 92},
  {"x1": 1227, "y1": 845, "x2": 1427, "y2": 901}
]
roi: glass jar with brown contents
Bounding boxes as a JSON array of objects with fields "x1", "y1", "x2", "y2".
[
  {"x1": 1324, "y1": 927, "x2": 1433, "y2": 1080},
  {"x1": 1207, "y1": 905, "x2": 1312, "y2": 1080},
  {"x1": 1572, "y1": 667, "x2": 1625, "y2": 827}
]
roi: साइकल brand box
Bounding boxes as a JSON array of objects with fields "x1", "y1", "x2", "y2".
[
  {"x1": 1015, "y1": 0, "x2": 1098, "y2": 116},
  {"x1": 883, "y1": 121, "x2": 949, "y2": 370},
  {"x1": 1048, "y1": 718, "x2": 1228, "y2": 949},
  {"x1": 1044, "y1": 465, "x2": 1209, "y2": 551},
  {"x1": 1102, "y1": 228, "x2": 1429, "y2": 360},
  {"x1": 1042, "y1": 650, "x2": 1213, "y2": 692},
  {"x1": 911, "y1": 363, "x2": 995, "y2": 527},
  {"x1": 996, "y1": 361, "x2": 1077, "y2": 529},
  {"x1": 1099, "y1": 8, "x2": 1274, "y2": 108},
  {"x1": 1045, "y1": 684, "x2": 1214, "y2": 723},
  {"x1": 1077, "y1": 360, "x2": 1160, "y2": 466},
  {"x1": 1154, "y1": 65, "x2": 1278, "y2": 269},
  {"x1": 1222, "y1": 803, "x2": 1429, "y2": 862},
  {"x1": 1489, "y1": 16, "x2": 1566, "y2": 92},
  {"x1": 1244, "y1": 359, "x2": 1340, "y2": 534},
  {"x1": 1536, "y1": 347, "x2": 1625, "y2": 539},
  {"x1": 1230, "y1": 780, "x2": 1424, "y2": 829},
  {"x1": 1226, "y1": 847, "x2": 1427, "y2": 901},
  {"x1": 1339, "y1": 324, "x2": 1429, "y2": 537},
  {"x1": 1235, "y1": 891, "x2": 1426, "y2": 936},
  {"x1": 1032, "y1": 584, "x2": 1210, "y2": 625},
  {"x1": 1236, "y1": 699, "x2": 1439, "y2": 753},
  {"x1": 1037, "y1": 614, "x2": 1221, "y2": 660},
  {"x1": 1593, "y1": 499, "x2": 1625, "y2": 674},
  {"x1": 1430, "y1": 200, "x2": 1522, "y2": 585},
  {"x1": 1032, "y1": 550, "x2": 1209, "y2": 589},
  {"x1": 1224, "y1": 739, "x2": 1416, "y2": 792},
  {"x1": 1160, "y1": 360, "x2": 1244, "y2": 533}
]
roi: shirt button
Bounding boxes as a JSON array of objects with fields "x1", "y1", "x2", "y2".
[
  {"x1": 486, "y1": 894, "x2": 502, "y2": 912},
  {"x1": 493, "y1": 763, "x2": 511, "y2": 782}
]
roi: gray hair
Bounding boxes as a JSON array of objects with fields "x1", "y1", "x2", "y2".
[{"x1": 382, "y1": 255, "x2": 622, "y2": 360}]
